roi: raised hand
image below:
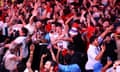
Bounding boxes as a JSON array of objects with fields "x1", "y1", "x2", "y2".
[
  {"x1": 41, "y1": 54, "x2": 47, "y2": 59},
  {"x1": 101, "y1": 43, "x2": 106, "y2": 52}
]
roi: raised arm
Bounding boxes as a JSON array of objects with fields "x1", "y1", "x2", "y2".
[
  {"x1": 56, "y1": 47, "x2": 61, "y2": 63},
  {"x1": 39, "y1": 54, "x2": 47, "y2": 71},
  {"x1": 50, "y1": 48, "x2": 57, "y2": 61},
  {"x1": 95, "y1": 26, "x2": 114, "y2": 61},
  {"x1": 100, "y1": 25, "x2": 114, "y2": 39},
  {"x1": 26, "y1": 44, "x2": 35, "y2": 72},
  {"x1": 95, "y1": 44, "x2": 106, "y2": 61},
  {"x1": 18, "y1": 15, "x2": 26, "y2": 26},
  {"x1": 49, "y1": 45, "x2": 61, "y2": 63}
]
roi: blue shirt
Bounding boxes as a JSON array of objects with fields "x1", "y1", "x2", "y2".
[{"x1": 58, "y1": 64, "x2": 81, "y2": 72}]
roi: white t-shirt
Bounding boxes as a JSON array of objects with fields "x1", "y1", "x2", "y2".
[
  {"x1": 14, "y1": 36, "x2": 28, "y2": 58},
  {"x1": 1, "y1": 22, "x2": 7, "y2": 35},
  {"x1": 12, "y1": 24, "x2": 23, "y2": 31},
  {"x1": 49, "y1": 32, "x2": 68, "y2": 49},
  {"x1": 85, "y1": 37, "x2": 103, "y2": 70},
  {"x1": 0, "y1": 21, "x2": 4, "y2": 28},
  {"x1": 85, "y1": 44, "x2": 101, "y2": 70},
  {"x1": 4, "y1": 50, "x2": 18, "y2": 71},
  {"x1": 24, "y1": 23, "x2": 35, "y2": 35},
  {"x1": 57, "y1": 34, "x2": 69, "y2": 49}
]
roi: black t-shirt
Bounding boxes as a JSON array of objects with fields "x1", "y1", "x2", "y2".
[
  {"x1": 0, "y1": 35, "x2": 6, "y2": 43},
  {"x1": 101, "y1": 40, "x2": 117, "y2": 66},
  {"x1": 71, "y1": 52, "x2": 87, "y2": 71},
  {"x1": 70, "y1": 33, "x2": 86, "y2": 53}
]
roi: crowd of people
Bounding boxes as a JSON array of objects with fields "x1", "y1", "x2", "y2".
[{"x1": 0, "y1": 0, "x2": 120, "y2": 72}]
